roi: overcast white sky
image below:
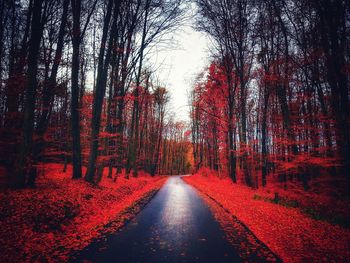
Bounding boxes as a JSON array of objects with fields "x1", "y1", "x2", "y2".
[{"x1": 147, "y1": 14, "x2": 210, "y2": 123}]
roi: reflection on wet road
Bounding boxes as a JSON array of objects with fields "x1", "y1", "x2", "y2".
[{"x1": 73, "y1": 176, "x2": 241, "y2": 263}]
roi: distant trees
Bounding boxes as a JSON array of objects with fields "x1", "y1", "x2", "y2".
[
  {"x1": 0, "y1": 0, "x2": 187, "y2": 188},
  {"x1": 192, "y1": 0, "x2": 350, "y2": 189},
  {"x1": 160, "y1": 119, "x2": 192, "y2": 175},
  {"x1": 3, "y1": 0, "x2": 347, "y2": 190},
  {"x1": 85, "y1": 0, "x2": 185, "y2": 182}
]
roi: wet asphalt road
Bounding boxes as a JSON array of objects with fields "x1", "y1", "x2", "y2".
[{"x1": 73, "y1": 176, "x2": 242, "y2": 263}]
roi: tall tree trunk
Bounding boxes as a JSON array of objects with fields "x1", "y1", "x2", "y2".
[
  {"x1": 239, "y1": 74, "x2": 252, "y2": 186},
  {"x1": 106, "y1": 65, "x2": 115, "y2": 179},
  {"x1": 315, "y1": 1, "x2": 350, "y2": 181},
  {"x1": 151, "y1": 111, "x2": 164, "y2": 176},
  {"x1": 14, "y1": 0, "x2": 44, "y2": 188},
  {"x1": 228, "y1": 91, "x2": 237, "y2": 183},
  {"x1": 85, "y1": 0, "x2": 117, "y2": 183},
  {"x1": 225, "y1": 60, "x2": 237, "y2": 183},
  {"x1": 126, "y1": 0, "x2": 149, "y2": 177},
  {"x1": 71, "y1": 0, "x2": 83, "y2": 179},
  {"x1": 0, "y1": 0, "x2": 5, "y2": 102},
  {"x1": 115, "y1": 29, "x2": 133, "y2": 178},
  {"x1": 261, "y1": 88, "x2": 269, "y2": 187}
]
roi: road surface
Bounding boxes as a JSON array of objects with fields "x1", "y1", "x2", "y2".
[{"x1": 73, "y1": 176, "x2": 242, "y2": 263}]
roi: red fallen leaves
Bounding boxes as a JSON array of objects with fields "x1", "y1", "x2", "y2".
[
  {"x1": 0, "y1": 163, "x2": 166, "y2": 263},
  {"x1": 184, "y1": 174, "x2": 350, "y2": 263},
  {"x1": 197, "y1": 191, "x2": 281, "y2": 262}
]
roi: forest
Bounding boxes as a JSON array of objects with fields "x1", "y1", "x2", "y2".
[
  {"x1": 0, "y1": 0, "x2": 190, "y2": 188},
  {"x1": 190, "y1": 0, "x2": 350, "y2": 191},
  {"x1": 0, "y1": 0, "x2": 349, "y2": 262}
]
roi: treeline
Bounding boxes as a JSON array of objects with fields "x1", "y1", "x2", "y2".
[
  {"x1": 191, "y1": 0, "x2": 350, "y2": 190},
  {"x1": 0, "y1": 0, "x2": 189, "y2": 188}
]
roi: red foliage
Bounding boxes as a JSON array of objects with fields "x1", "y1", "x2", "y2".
[
  {"x1": 0, "y1": 163, "x2": 166, "y2": 262},
  {"x1": 184, "y1": 173, "x2": 350, "y2": 263}
]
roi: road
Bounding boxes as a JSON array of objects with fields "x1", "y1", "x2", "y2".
[{"x1": 73, "y1": 176, "x2": 242, "y2": 263}]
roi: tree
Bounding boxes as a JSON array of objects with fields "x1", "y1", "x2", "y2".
[
  {"x1": 85, "y1": 0, "x2": 118, "y2": 183},
  {"x1": 70, "y1": 0, "x2": 97, "y2": 179},
  {"x1": 15, "y1": 0, "x2": 44, "y2": 187},
  {"x1": 191, "y1": 0, "x2": 349, "y2": 190}
]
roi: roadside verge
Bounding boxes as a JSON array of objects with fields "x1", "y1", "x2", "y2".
[
  {"x1": 0, "y1": 163, "x2": 167, "y2": 262},
  {"x1": 183, "y1": 174, "x2": 350, "y2": 262}
]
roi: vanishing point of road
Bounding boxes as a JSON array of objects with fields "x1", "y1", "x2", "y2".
[{"x1": 73, "y1": 176, "x2": 242, "y2": 263}]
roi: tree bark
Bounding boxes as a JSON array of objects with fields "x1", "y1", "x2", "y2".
[
  {"x1": 14, "y1": 0, "x2": 44, "y2": 188},
  {"x1": 85, "y1": 0, "x2": 118, "y2": 183},
  {"x1": 126, "y1": 0, "x2": 149, "y2": 177},
  {"x1": 37, "y1": 0, "x2": 69, "y2": 135},
  {"x1": 71, "y1": 0, "x2": 83, "y2": 179}
]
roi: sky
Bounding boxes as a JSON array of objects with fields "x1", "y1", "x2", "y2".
[{"x1": 147, "y1": 15, "x2": 210, "y2": 123}]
